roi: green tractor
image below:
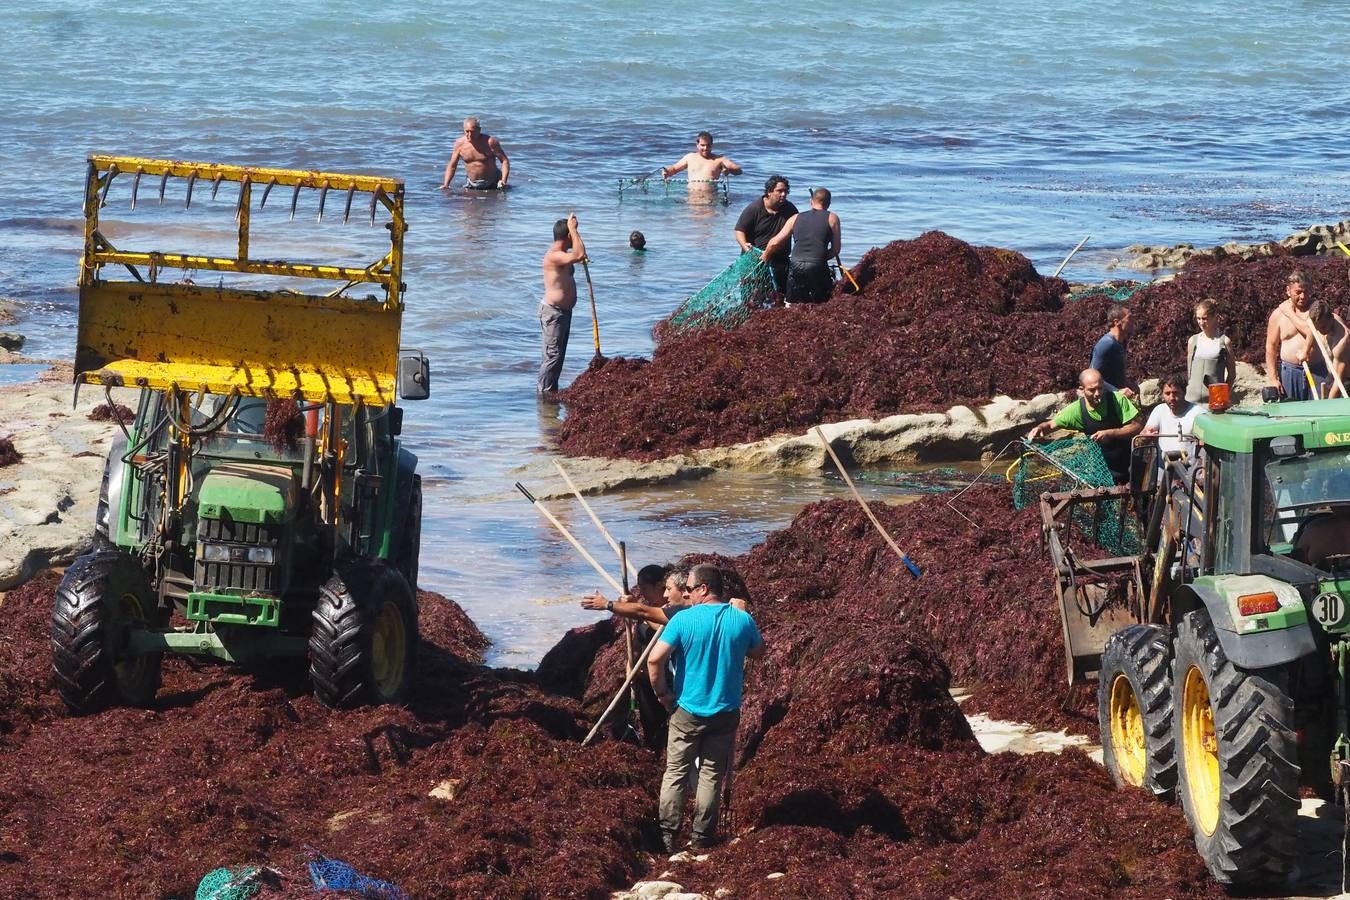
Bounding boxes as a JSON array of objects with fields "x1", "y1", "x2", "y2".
[
  {"x1": 1043, "y1": 395, "x2": 1350, "y2": 887},
  {"x1": 53, "y1": 157, "x2": 430, "y2": 712}
]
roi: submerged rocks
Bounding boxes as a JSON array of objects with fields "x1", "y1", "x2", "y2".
[{"x1": 1111, "y1": 219, "x2": 1350, "y2": 271}]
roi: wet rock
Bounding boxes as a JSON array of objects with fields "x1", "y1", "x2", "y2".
[
  {"x1": 0, "y1": 333, "x2": 22, "y2": 352},
  {"x1": 0, "y1": 381, "x2": 118, "y2": 589}
]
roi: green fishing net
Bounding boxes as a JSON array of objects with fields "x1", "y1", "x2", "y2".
[
  {"x1": 665, "y1": 250, "x2": 776, "y2": 334},
  {"x1": 1067, "y1": 282, "x2": 1147, "y2": 303},
  {"x1": 617, "y1": 174, "x2": 729, "y2": 204},
  {"x1": 1010, "y1": 437, "x2": 1142, "y2": 555}
]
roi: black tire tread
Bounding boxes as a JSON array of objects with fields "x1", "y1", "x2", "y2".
[
  {"x1": 1098, "y1": 623, "x2": 1177, "y2": 799},
  {"x1": 1173, "y1": 611, "x2": 1298, "y2": 886},
  {"x1": 309, "y1": 559, "x2": 417, "y2": 708},
  {"x1": 51, "y1": 550, "x2": 161, "y2": 714}
]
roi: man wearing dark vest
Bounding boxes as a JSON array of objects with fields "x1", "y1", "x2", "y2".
[
  {"x1": 1027, "y1": 368, "x2": 1143, "y2": 483},
  {"x1": 760, "y1": 186, "x2": 842, "y2": 304}
]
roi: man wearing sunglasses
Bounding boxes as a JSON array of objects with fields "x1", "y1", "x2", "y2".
[{"x1": 647, "y1": 564, "x2": 764, "y2": 853}]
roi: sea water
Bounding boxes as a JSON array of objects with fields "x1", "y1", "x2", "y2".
[{"x1": 2, "y1": 1, "x2": 1347, "y2": 663}]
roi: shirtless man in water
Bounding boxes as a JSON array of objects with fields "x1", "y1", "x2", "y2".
[
  {"x1": 662, "y1": 131, "x2": 741, "y2": 198},
  {"x1": 441, "y1": 117, "x2": 510, "y2": 190},
  {"x1": 1265, "y1": 269, "x2": 1320, "y2": 400},
  {"x1": 538, "y1": 213, "x2": 586, "y2": 394}
]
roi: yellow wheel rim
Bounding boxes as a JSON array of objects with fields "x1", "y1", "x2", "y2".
[
  {"x1": 1108, "y1": 674, "x2": 1148, "y2": 786},
  {"x1": 371, "y1": 599, "x2": 407, "y2": 700},
  {"x1": 1182, "y1": 665, "x2": 1220, "y2": 835},
  {"x1": 112, "y1": 589, "x2": 150, "y2": 684}
]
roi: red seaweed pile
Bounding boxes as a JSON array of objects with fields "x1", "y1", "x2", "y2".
[
  {"x1": 0, "y1": 436, "x2": 19, "y2": 467},
  {"x1": 87, "y1": 402, "x2": 134, "y2": 424},
  {"x1": 0, "y1": 570, "x2": 658, "y2": 899},
  {"x1": 560, "y1": 486, "x2": 1223, "y2": 896},
  {"x1": 558, "y1": 231, "x2": 1090, "y2": 460},
  {"x1": 558, "y1": 235, "x2": 1350, "y2": 462}
]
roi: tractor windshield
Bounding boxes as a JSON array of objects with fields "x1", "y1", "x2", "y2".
[
  {"x1": 197, "y1": 396, "x2": 309, "y2": 463},
  {"x1": 1262, "y1": 448, "x2": 1350, "y2": 550}
]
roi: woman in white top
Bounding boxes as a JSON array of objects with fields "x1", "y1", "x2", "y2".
[{"x1": 1186, "y1": 298, "x2": 1236, "y2": 404}]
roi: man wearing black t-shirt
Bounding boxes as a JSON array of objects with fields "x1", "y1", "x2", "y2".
[{"x1": 734, "y1": 175, "x2": 798, "y2": 293}]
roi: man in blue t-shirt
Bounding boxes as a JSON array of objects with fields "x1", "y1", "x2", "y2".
[
  {"x1": 647, "y1": 564, "x2": 764, "y2": 853},
  {"x1": 1090, "y1": 302, "x2": 1138, "y2": 400}
]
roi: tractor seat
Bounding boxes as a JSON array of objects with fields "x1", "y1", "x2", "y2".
[{"x1": 1292, "y1": 510, "x2": 1350, "y2": 569}]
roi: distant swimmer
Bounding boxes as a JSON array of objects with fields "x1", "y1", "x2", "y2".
[
  {"x1": 538, "y1": 213, "x2": 586, "y2": 394},
  {"x1": 761, "y1": 187, "x2": 841, "y2": 304},
  {"x1": 630, "y1": 230, "x2": 647, "y2": 251},
  {"x1": 661, "y1": 131, "x2": 742, "y2": 196},
  {"x1": 441, "y1": 117, "x2": 510, "y2": 190}
]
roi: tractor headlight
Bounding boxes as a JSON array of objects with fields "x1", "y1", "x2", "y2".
[
  {"x1": 201, "y1": 543, "x2": 275, "y2": 564},
  {"x1": 202, "y1": 543, "x2": 231, "y2": 562}
]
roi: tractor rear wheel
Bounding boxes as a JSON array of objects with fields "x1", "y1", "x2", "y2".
[
  {"x1": 309, "y1": 560, "x2": 419, "y2": 708},
  {"x1": 51, "y1": 551, "x2": 164, "y2": 714},
  {"x1": 1173, "y1": 610, "x2": 1298, "y2": 887},
  {"x1": 1098, "y1": 624, "x2": 1176, "y2": 800}
]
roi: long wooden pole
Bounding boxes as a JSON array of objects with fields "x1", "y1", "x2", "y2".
[
  {"x1": 582, "y1": 258, "x2": 601, "y2": 357},
  {"x1": 1052, "y1": 235, "x2": 1090, "y2": 279},
  {"x1": 812, "y1": 427, "x2": 921, "y2": 578},
  {"x1": 516, "y1": 482, "x2": 623, "y2": 594},
  {"x1": 582, "y1": 627, "x2": 664, "y2": 746},
  {"x1": 552, "y1": 458, "x2": 640, "y2": 580}
]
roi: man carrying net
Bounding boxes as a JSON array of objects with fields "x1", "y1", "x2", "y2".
[
  {"x1": 1027, "y1": 368, "x2": 1143, "y2": 484},
  {"x1": 734, "y1": 175, "x2": 797, "y2": 293}
]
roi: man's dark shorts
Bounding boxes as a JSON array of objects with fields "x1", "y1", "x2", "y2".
[
  {"x1": 466, "y1": 177, "x2": 500, "y2": 190},
  {"x1": 786, "y1": 261, "x2": 833, "y2": 303}
]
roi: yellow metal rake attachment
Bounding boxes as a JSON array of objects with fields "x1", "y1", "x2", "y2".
[{"x1": 76, "y1": 156, "x2": 408, "y2": 406}]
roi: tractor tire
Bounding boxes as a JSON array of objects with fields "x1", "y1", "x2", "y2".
[
  {"x1": 309, "y1": 559, "x2": 418, "y2": 708},
  {"x1": 1098, "y1": 624, "x2": 1176, "y2": 800},
  {"x1": 1172, "y1": 610, "x2": 1298, "y2": 887},
  {"x1": 51, "y1": 551, "x2": 164, "y2": 714},
  {"x1": 397, "y1": 475, "x2": 421, "y2": 594}
]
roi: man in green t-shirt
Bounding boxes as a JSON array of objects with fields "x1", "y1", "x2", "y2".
[{"x1": 1027, "y1": 368, "x2": 1143, "y2": 483}]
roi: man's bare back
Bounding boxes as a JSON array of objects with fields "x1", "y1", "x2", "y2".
[{"x1": 441, "y1": 117, "x2": 510, "y2": 189}]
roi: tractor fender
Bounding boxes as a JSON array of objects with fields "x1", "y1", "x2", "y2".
[
  {"x1": 391, "y1": 446, "x2": 419, "y2": 549},
  {"x1": 97, "y1": 433, "x2": 128, "y2": 546},
  {"x1": 1173, "y1": 583, "x2": 1317, "y2": 669}
]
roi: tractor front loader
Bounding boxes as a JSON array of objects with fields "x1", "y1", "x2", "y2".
[
  {"x1": 1042, "y1": 398, "x2": 1350, "y2": 889},
  {"x1": 53, "y1": 156, "x2": 432, "y2": 713}
]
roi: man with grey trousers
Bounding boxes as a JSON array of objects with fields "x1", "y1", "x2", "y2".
[
  {"x1": 538, "y1": 213, "x2": 586, "y2": 394},
  {"x1": 647, "y1": 563, "x2": 765, "y2": 853}
]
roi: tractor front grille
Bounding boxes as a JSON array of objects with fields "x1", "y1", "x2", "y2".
[{"x1": 195, "y1": 518, "x2": 281, "y2": 593}]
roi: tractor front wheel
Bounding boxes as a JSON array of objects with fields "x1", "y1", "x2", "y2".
[
  {"x1": 309, "y1": 560, "x2": 419, "y2": 708},
  {"x1": 51, "y1": 551, "x2": 164, "y2": 714},
  {"x1": 1098, "y1": 624, "x2": 1176, "y2": 800},
  {"x1": 1173, "y1": 610, "x2": 1298, "y2": 887}
]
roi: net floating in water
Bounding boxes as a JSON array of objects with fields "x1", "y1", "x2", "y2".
[
  {"x1": 664, "y1": 250, "x2": 776, "y2": 335},
  {"x1": 617, "y1": 175, "x2": 729, "y2": 205}
]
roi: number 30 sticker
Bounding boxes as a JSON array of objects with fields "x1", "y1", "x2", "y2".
[{"x1": 1313, "y1": 593, "x2": 1346, "y2": 628}]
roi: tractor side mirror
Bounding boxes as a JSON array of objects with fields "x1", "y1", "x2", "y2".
[{"x1": 399, "y1": 351, "x2": 430, "y2": 401}]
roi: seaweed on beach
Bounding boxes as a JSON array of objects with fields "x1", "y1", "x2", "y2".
[
  {"x1": 557, "y1": 231, "x2": 1082, "y2": 461},
  {"x1": 0, "y1": 573, "x2": 660, "y2": 899},
  {"x1": 558, "y1": 236, "x2": 1350, "y2": 463},
  {"x1": 87, "y1": 403, "x2": 133, "y2": 424},
  {"x1": 553, "y1": 486, "x2": 1219, "y2": 897},
  {"x1": 0, "y1": 436, "x2": 20, "y2": 467}
]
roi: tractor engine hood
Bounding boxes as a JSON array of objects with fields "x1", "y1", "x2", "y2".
[{"x1": 197, "y1": 463, "x2": 296, "y2": 524}]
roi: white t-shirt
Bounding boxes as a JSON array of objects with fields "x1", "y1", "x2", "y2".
[{"x1": 1146, "y1": 401, "x2": 1202, "y2": 458}]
